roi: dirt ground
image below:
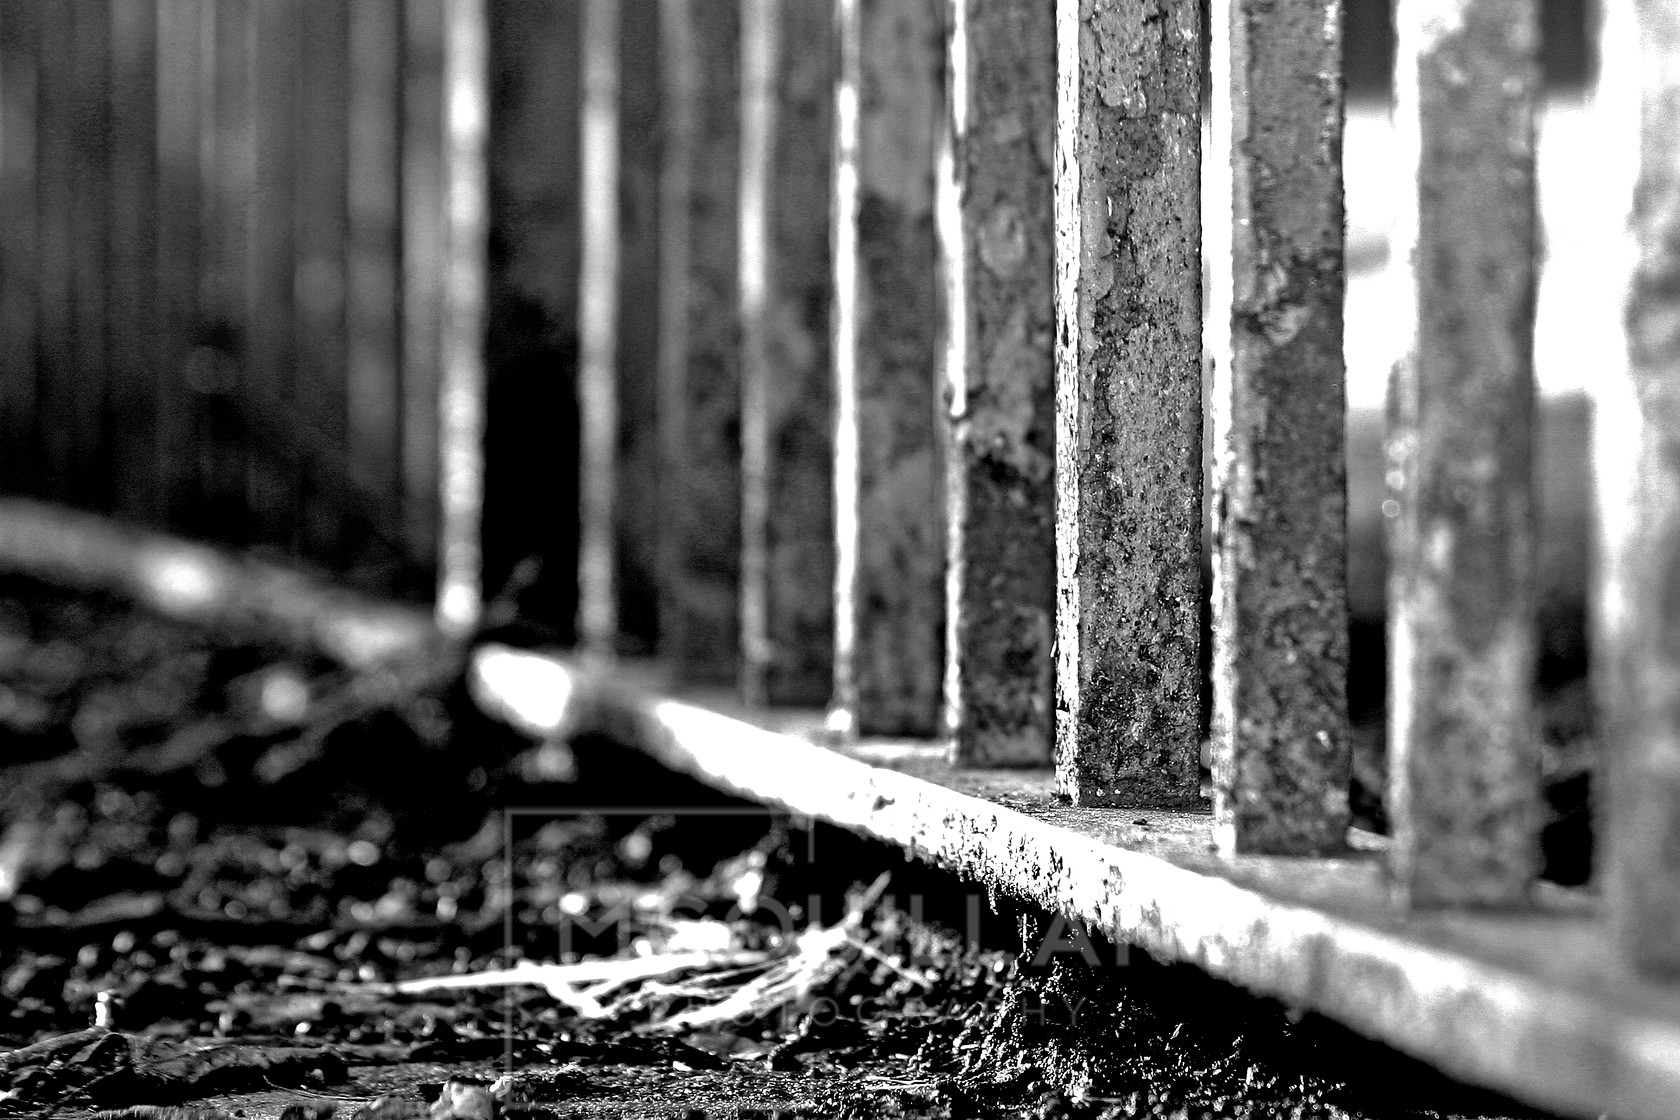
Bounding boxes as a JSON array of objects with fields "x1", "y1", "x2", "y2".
[{"x1": 0, "y1": 574, "x2": 1572, "y2": 1119}]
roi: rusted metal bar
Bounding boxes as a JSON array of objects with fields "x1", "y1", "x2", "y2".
[
  {"x1": 940, "y1": 0, "x2": 1055, "y2": 765},
  {"x1": 657, "y1": 0, "x2": 741, "y2": 685},
  {"x1": 738, "y1": 0, "x2": 836, "y2": 707},
  {"x1": 1599, "y1": 1, "x2": 1680, "y2": 972},
  {"x1": 577, "y1": 0, "x2": 621, "y2": 658},
  {"x1": 401, "y1": 0, "x2": 445, "y2": 572},
  {"x1": 1052, "y1": 0, "x2": 1203, "y2": 806},
  {"x1": 832, "y1": 0, "x2": 945, "y2": 738},
  {"x1": 436, "y1": 0, "x2": 490, "y2": 637},
  {"x1": 1209, "y1": 0, "x2": 1350, "y2": 854},
  {"x1": 1386, "y1": 0, "x2": 1540, "y2": 907}
]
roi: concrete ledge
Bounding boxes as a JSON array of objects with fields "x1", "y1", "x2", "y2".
[{"x1": 471, "y1": 644, "x2": 1680, "y2": 1120}]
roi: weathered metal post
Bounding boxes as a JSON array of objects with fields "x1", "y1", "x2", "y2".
[
  {"x1": 939, "y1": 0, "x2": 1056, "y2": 766},
  {"x1": 1598, "y1": 1, "x2": 1680, "y2": 972},
  {"x1": 1209, "y1": 0, "x2": 1351, "y2": 854},
  {"x1": 657, "y1": 0, "x2": 741, "y2": 685},
  {"x1": 832, "y1": 0, "x2": 945, "y2": 738},
  {"x1": 1387, "y1": 0, "x2": 1540, "y2": 906},
  {"x1": 738, "y1": 0, "x2": 837, "y2": 707},
  {"x1": 437, "y1": 0, "x2": 489, "y2": 638},
  {"x1": 1053, "y1": 0, "x2": 1203, "y2": 806}
]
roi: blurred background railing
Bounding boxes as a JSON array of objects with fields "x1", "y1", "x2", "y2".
[
  {"x1": 0, "y1": 0, "x2": 1596, "y2": 641},
  {"x1": 0, "y1": 0, "x2": 650, "y2": 642}
]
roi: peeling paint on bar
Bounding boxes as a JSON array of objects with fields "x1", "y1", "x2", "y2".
[
  {"x1": 941, "y1": 0, "x2": 1055, "y2": 766},
  {"x1": 833, "y1": 0, "x2": 945, "y2": 738},
  {"x1": 1387, "y1": 0, "x2": 1540, "y2": 907},
  {"x1": 657, "y1": 0, "x2": 741, "y2": 686},
  {"x1": 1052, "y1": 0, "x2": 1203, "y2": 806},
  {"x1": 738, "y1": 0, "x2": 836, "y2": 707},
  {"x1": 1210, "y1": 0, "x2": 1350, "y2": 854},
  {"x1": 1599, "y1": 2, "x2": 1680, "y2": 973}
]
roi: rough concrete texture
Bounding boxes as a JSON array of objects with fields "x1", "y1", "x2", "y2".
[
  {"x1": 943, "y1": 0, "x2": 1057, "y2": 766},
  {"x1": 657, "y1": 0, "x2": 741, "y2": 684},
  {"x1": 1600, "y1": 3, "x2": 1680, "y2": 974},
  {"x1": 835, "y1": 0, "x2": 945, "y2": 737},
  {"x1": 469, "y1": 647, "x2": 1680, "y2": 1120},
  {"x1": 1387, "y1": 0, "x2": 1540, "y2": 907},
  {"x1": 739, "y1": 0, "x2": 835, "y2": 707},
  {"x1": 1052, "y1": 0, "x2": 1204, "y2": 806},
  {"x1": 1211, "y1": 0, "x2": 1350, "y2": 854}
]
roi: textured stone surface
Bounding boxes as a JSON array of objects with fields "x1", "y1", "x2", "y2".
[
  {"x1": 657, "y1": 0, "x2": 741, "y2": 685},
  {"x1": 1210, "y1": 0, "x2": 1350, "y2": 854},
  {"x1": 834, "y1": 0, "x2": 945, "y2": 737},
  {"x1": 471, "y1": 648, "x2": 1680, "y2": 1120},
  {"x1": 739, "y1": 0, "x2": 835, "y2": 706},
  {"x1": 942, "y1": 0, "x2": 1056, "y2": 766},
  {"x1": 1052, "y1": 0, "x2": 1203, "y2": 806},
  {"x1": 1600, "y1": 3, "x2": 1680, "y2": 974},
  {"x1": 1387, "y1": 0, "x2": 1540, "y2": 907}
]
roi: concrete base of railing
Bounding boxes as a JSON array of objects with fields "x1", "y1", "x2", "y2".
[
  {"x1": 0, "y1": 500, "x2": 1655, "y2": 1120},
  {"x1": 471, "y1": 643, "x2": 1679, "y2": 1120}
]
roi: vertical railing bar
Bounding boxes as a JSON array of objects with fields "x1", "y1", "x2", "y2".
[
  {"x1": 577, "y1": 0, "x2": 621, "y2": 660},
  {"x1": 940, "y1": 0, "x2": 1055, "y2": 765},
  {"x1": 291, "y1": 0, "x2": 351, "y2": 561},
  {"x1": 737, "y1": 0, "x2": 836, "y2": 707},
  {"x1": 1053, "y1": 0, "x2": 1204, "y2": 806},
  {"x1": 1210, "y1": 0, "x2": 1352, "y2": 854},
  {"x1": 154, "y1": 0, "x2": 202, "y2": 529},
  {"x1": 832, "y1": 0, "x2": 945, "y2": 739},
  {"x1": 0, "y1": 0, "x2": 39, "y2": 502},
  {"x1": 656, "y1": 0, "x2": 694, "y2": 673},
  {"x1": 347, "y1": 0, "x2": 403, "y2": 521},
  {"x1": 70, "y1": 0, "x2": 111, "y2": 513},
  {"x1": 401, "y1": 0, "x2": 446, "y2": 574},
  {"x1": 581, "y1": 0, "x2": 628, "y2": 658},
  {"x1": 938, "y1": 0, "x2": 966, "y2": 751},
  {"x1": 202, "y1": 0, "x2": 258, "y2": 537},
  {"x1": 436, "y1": 0, "x2": 490, "y2": 638},
  {"x1": 106, "y1": 0, "x2": 160, "y2": 522},
  {"x1": 657, "y1": 0, "x2": 742, "y2": 684},
  {"x1": 737, "y1": 0, "x2": 775, "y2": 705},
  {"x1": 1598, "y1": 0, "x2": 1680, "y2": 972},
  {"x1": 830, "y1": 0, "x2": 860, "y2": 733},
  {"x1": 1387, "y1": 0, "x2": 1541, "y2": 906}
]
